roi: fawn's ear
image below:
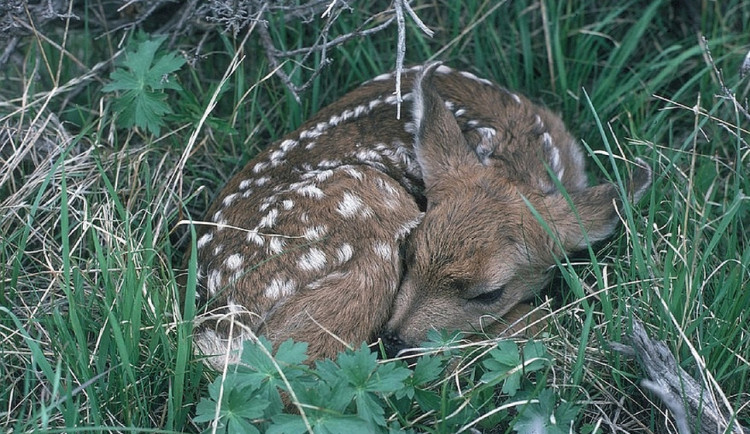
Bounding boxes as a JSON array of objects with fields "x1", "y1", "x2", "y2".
[
  {"x1": 412, "y1": 63, "x2": 479, "y2": 191},
  {"x1": 542, "y1": 159, "x2": 652, "y2": 251}
]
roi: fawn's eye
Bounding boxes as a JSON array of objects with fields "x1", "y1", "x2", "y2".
[{"x1": 468, "y1": 286, "x2": 506, "y2": 304}]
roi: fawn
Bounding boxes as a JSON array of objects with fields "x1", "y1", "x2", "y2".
[{"x1": 186, "y1": 63, "x2": 651, "y2": 365}]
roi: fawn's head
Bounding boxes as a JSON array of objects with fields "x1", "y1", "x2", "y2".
[{"x1": 383, "y1": 64, "x2": 651, "y2": 354}]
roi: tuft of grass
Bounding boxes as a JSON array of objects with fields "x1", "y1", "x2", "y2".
[{"x1": 1, "y1": 0, "x2": 748, "y2": 432}]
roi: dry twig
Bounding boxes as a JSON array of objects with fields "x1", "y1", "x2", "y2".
[{"x1": 611, "y1": 319, "x2": 748, "y2": 434}]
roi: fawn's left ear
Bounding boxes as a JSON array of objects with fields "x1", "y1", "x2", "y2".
[
  {"x1": 541, "y1": 159, "x2": 652, "y2": 251},
  {"x1": 412, "y1": 62, "x2": 480, "y2": 191}
]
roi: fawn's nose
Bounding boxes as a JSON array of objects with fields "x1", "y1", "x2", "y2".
[{"x1": 378, "y1": 331, "x2": 407, "y2": 359}]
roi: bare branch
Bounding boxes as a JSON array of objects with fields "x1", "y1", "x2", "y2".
[{"x1": 612, "y1": 319, "x2": 748, "y2": 434}]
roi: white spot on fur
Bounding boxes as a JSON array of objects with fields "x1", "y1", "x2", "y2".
[
  {"x1": 247, "y1": 230, "x2": 264, "y2": 246},
  {"x1": 298, "y1": 248, "x2": 327, "y2": 272},
  {"x1": 336, "y1": 243, "x2": 353, "y2": 264},
  {"x1": 226, "y1": 298, "x2": 245, "y2": 314},
  {"x1": 373, "y1": 241, "x2": 393, "y2": 260},
  {"x1": 305, "y1": 142, "x2": 316, "y2": 150},
  {"x1": 265, "y1": 276, "x2": 296, "y2": 299},
  {"x1": 303, "y1": 225, "x2": 327, "y2": 241},
  {"x1": 353, "y1": 105, "x2": 367, "y2": 117},
  {"x1": 454, "y1": 108, "x2": 466, "y2": 117},
  {"x1": 510, "y1": 92, "x2": 522, "y2": 104},
  {"x1": 372, "y1": 72, "x2": 393, "y2": 82},
  {"x1": 327, "y1": 114, "x2": 342, "y2": 126},
  {"x1": 225, "y1": 254, "x2": 244, "y2": 270},
  {"x1": 197, "y1": 232, "x2": 213, "y2": 249},
  {"x1": 336, "y1": 192, "x2": 364, "y2": 218},
  {"x1": 396, "y1": 213, "x2": 424, "y2": 239},
  {"x1": 459, "y1": 70, "x2": 493, "y2": 86},
  {"x1": 258, "y1": 208, "x2": 279, "y2": 229},
  {"x1": 318, "y1": 159, "x2": 341, "y2": 169},
  {"x1": 207, "y1": 269, "x2": 222, "y2": 296},
  {"x1": 239, "y1": 179, "x2": 254, "y2": 190},
  {"x1": 213, "y1": 245, "x2": 223, "y2": 255},
  {"x1": 282, "y1": 199, "x2": 294, "y2": 210},
  {"x1": 296, "y1": 184, "x2": 325, "y2": 199},
  {"x1": 343, "y1": 167, "x2": 363, "y2": 180},
  {"x1": 300, "y1": 128, "x2": 322, "y2": 140},
  {"x1": 436, "y1": 65, "x2": 453, "y2": 74},
  {"x1": 467, "y1": 119, "x2": 479, "y2": 127},
  {"x1": 271, "y1": 150, "x2": 285, "y2": 160},
  {"x1": 315, "y1": 170, "x2": 334, "y2": 182},
  {"x1": 280, "y1": 139, "x2": 298, "y2": 152},
  {"x1": 212, "y1": 210, "x2": 222, "y2": 223},
  {"x1": 253, "y1": 162, "x2": 269, "y2": 173},
  {"x1": 542, "y1": 132, "x2": 553, "y2": 148},
  {"x1": 268, "y1": 236, "x2": 286, "y2": 255},
  {"x1": 357, "y1": 148, "x2": 382, "y2": 162},
  {"x1": 255, "y1": 177, "x2": 270, "y2": 186},
  {"x1": 242, "y1": 189, "x2": 253, "y2": 198},
  {"x1": 222, "y1": 193, "x2": 239, "y2": 207},
  {"x1": 477, "y1": 127, "x2": 497, "y2": 139},
  {"x1": 384, "y1": 94, "x2": 400, "y2": 105}
]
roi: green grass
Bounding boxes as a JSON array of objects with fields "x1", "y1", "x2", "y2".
[{"x1": 1, "y1": 0, "x2": 748, "y2": 432}]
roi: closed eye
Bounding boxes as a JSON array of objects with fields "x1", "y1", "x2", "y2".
[{"x1": 468, "y1": 286, "x2": 506, "y2": 304}]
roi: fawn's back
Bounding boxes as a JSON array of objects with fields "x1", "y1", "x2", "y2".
[{"x1": 187, "y1": 64, "x2": 650, "y2": 363}]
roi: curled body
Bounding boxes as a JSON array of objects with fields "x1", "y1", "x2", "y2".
[{"x1": 186, "y1": 63, "x2": 651, "y2": 365}]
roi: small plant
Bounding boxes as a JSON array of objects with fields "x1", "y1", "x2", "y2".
[
  {"x1": 102, "y1": 33, "x2": 186, "y2": 136},
  {"x1": 194, "y1": 335, "x2": 578, "y2": 433}
]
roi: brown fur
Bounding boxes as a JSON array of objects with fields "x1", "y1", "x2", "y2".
[
  {"x1": 382, "y1": 64, "x2": 651, "y2": 353},
  {"x1": 184, "y1": 63, "x2": 651, "y2": 365}
]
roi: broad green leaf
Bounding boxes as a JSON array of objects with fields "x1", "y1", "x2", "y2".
[{"x1": 102, "y1": 34, "x2": 185, "y2": 135}]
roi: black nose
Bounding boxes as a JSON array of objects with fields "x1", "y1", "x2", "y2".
[{"x1": 378, "y1": 331, "x2": 407, "y2": 359}]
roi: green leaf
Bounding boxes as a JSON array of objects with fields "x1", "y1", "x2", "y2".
[
  {"x1": 273, "y1": 338, "x2": 310, "y2": 366},
  {"x1": 520, "y1": 340, "x2": 549, "y2": 373},
  {"x1": 365, "y1": 361, "x2": 411, "y2": 394},
  {"x1": 512, "y1": 400, "x2": 548, "y2": 434},
  {"x1": 413, "y1": 388, "x2": 441, "y2": 412},
  {"x1": 337, "y1": 343, "x2": 379, "y2": 388},
  {"x1": 354, "y1": 389, "x2": 387, "y2": 427},
  {"x1": 193, "y1": 377, "x2": 268, "y2": 433},
  {"x1": 501, "y1": 368, "x2": 522, "y2": 397},
  {"x1": 102, "y1": 33, "x2": 185, "y2": 135},
  {"x1": 412, "y1": 355, "x2": 443, "y2": 385},
  {"x1": 480, "y1": 340, "x2": 520, "y2": 387},
  {"x1": 479, "y1": 340, "x2": 550, "y2": 397},
  {"x1": 267, "y1": 414, "x2": 307, "y2": 434},
  {"x1": 233, "y1": 337, "x2": 309, "y2": 415},
  {"x1": 422, "y1": 329, "x2": 464, "y2": 351},
  {"x1": 513, "y1": 389, "x2": 577, "y2": 434}
]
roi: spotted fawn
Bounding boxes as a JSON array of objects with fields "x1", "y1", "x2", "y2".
[{"x1": 186, "y1": 63, "x2": 651, "y2": 365}]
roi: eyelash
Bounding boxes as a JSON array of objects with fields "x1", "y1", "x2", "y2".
[{"x1": 469, "y1": 286, "x2": 506, "y2": 304}]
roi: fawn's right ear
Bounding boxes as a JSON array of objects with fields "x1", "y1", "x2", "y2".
[
  {"x1": 412, "y1": 63, "x2": 480, "y2": 193},
  {"x1": 541, "y1": 159, "x2": 652, "y2": 252}
]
